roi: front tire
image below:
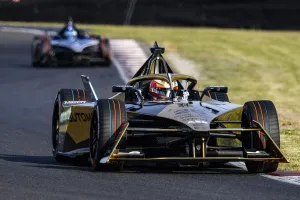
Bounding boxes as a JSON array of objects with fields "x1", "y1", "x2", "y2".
[
  {"x1": 90, "y1": 99, "x2": 127, "y2": 170},
  {"x1": 52, "y1": 89, "x2": 92, "y2": 162},
  {"x1": 104, "y1": 57, "x2": 112, "y2": 66},
  {"x1": 31, "y1": 41, "x2": 41, "y2": 67},
  {"x1": 52, "y1": 95, "x2": 69, "y2": 162},
  {"x1": 100, "y1": 38, "x2": 111, "y2": 66},
  {"x1": 241, "y1": 100, "x2": 280, "y2": 173}
]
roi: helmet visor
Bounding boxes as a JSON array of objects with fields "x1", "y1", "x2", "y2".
[{"x1": 149, "y1": 80, "x2": 171, "y2": 99}]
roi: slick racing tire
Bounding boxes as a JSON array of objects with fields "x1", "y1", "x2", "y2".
[
  {"x1": 31, "y1": 36, "x2": 42, "y2": 67},
  {"x1": 52, "y1": 89, "x2": 92, "y2": 162},
  {"x1": 31, "y1": 36, "x2": 56, "y2": 67},
  {"x1": 241, "y1": 100, "x2": 280, "y2": 173},
  {"x1": 100, "y1": 38, "x2": 112, "y2": 66},
  {"x1": 90, "y1": 99, "x2": 127, "y2": 171},
  {"x1": 90, "y1": 35, "x2": 111, "y2": 66},
  {"x1": 104, "y1": 57, "x2": 112, "y2": 66}
]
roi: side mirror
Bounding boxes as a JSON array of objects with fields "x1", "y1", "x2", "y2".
[
  {"x1": 205, "y1": 86, "x2": 228, "y2": 93},
  {"x1": 112, "y1": 85, "x2": 144, "y2": 107},
  {"x1": 199, "y1": 86, "x2": 228, "y2": 101},
  {"x1": 112, "y1": 85, "x2": 134, "y2": 93}
]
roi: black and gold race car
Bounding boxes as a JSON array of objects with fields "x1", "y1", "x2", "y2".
[{"x1": 51, "y1": 42, "x2": 287, "y2": 173}]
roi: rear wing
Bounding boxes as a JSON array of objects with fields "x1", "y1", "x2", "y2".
[{"x1": 81, "y1": 75, "x2": 98, "y2": 101}]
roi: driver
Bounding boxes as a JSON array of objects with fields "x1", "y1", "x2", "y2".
[
  {"x1": 58, "y1": 17, "x2": 80, "y2": 39},
  {"x1": 148, "y1": 79, "x2": 178, "y2": 100},
  {"x1": 63, "y1": 26, "x2": 78, "y2": 39}
]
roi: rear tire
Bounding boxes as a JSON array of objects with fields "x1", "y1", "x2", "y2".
[
  {"x1": 31, "y1": 42, "x2": 41, "y2": 67},
  {"x1": 32, "y1": 61, "x2": 40, "y2": 67},
  {"x1": 104, "y1": 57, "x2": 112, "y2": 66},
  {"x1": 52, "y1": 89, "x2": 92, "y2": 162},
  {"x1": 100, "y1": 38, "x2": 111, "y2": 66},
  {"x1": 90, "y1": 99, "x2": 127, "y2": 170},
  {"x1": 31, "y1": 36, "x2": 55, "y2": 67},
  {"x1": 241, "y1": 100, "x2": 280, "y2": 173},
  {"x1": 52, "y1": 97, "x2": 69, "y2": 162}
]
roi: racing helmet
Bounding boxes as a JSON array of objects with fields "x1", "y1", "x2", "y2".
[
  {"x1": 64, "y1": 26, "x2": 77, "y2": 39},
  {"x1": 149, "y1": 79, "x2": 178, "y2": 99}
]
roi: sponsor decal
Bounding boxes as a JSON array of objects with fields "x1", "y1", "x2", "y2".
[
  {"x1": 172, "y1": 107, "x2": 211, "y2": 130},
  {"x1": 187, "y1": 120, "x2": 208, "y2": 124},
  {"x1": 69, "y1": 112, "x2": 93, "y2": 122},
  {"x1": 63, "y1": 101, "x2": 86, "y2": 104},
  {"x1": 174, "y1": 109, "x2": 189, "y2": 115}
]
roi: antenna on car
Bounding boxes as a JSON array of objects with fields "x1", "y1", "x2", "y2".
[
  {"x1": 150, "y1": 41, "x2": 165, "y2": 54},
  {"x1": 132, "y1": 41, "x2": 174, "y2": 78},
  {"x1": 147, "y1": 41, "x2": 169, "y2": 74}
]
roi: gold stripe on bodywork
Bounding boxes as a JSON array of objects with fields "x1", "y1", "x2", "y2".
[
  {"x1": 59, "y1": 124, "x2": 68, "y2": 133},
  {"x1": 213, "y1": 107, "x2": 243, "y2": 130},
  {"x1": 108, "y1": 157, "x2": 287, "y2": 162},
  {"x1": 60, "y1": 106, "x2": 93, "y2": 144},
  {"x1": 127, "y1": 74, "x2": 197, "y2": 86}
]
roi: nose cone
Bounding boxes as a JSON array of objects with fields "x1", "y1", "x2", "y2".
[
  {"x1": 70, "y1": 41, "x2": 83, "y2": 53},
  {"x1": 158, "y1": 103, "x2": 215, "y2": 131}
]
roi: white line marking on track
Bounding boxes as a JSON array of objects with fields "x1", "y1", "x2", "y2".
[
  {"x1": 110, "y1": 39, "x2": 148, "y2": 82},
  {"x1": 111, "y1": 56, "x2": 130, "y2": 83},
  {"x1": 230, "y1": 162, "x2": 300, "y2": 186},
  {"x1": 261, "y1": 174, "x2": 300, "y2": 186}
]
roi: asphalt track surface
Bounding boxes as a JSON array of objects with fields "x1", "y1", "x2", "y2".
[{"x1": 0, "y1": 31, "x2": 299, "y2": 200}]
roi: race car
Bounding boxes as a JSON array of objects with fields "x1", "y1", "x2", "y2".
[
  {"x1": 31, "y1": 18, "x2": 111, "y2": 67},
  {"x1": 51, "y1": 42, "x2": 287, "y2": 173}
]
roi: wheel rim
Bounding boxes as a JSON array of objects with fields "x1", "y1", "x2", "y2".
[{"x1": 90, "y1": 111, "x2": 98, "y2": 160}]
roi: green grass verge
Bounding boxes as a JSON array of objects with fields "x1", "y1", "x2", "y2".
[
  {"x1": 280, "y1": 129, "x2": 300, "y2": 171},
  {"x1": 1, "y1": 21, "x2": 299, "y2": 171}
]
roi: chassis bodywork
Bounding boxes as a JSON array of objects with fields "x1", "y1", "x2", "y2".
[
  {"x1": 54, "y1": 42, "x2": 287, "y2": 169},
  {"x1": 31, "y1": 30, "x2": 111, "y2": 66}
]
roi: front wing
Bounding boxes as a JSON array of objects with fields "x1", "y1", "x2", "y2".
[{"x1": 100, "y1": 120, "x2": 288, "y2": 164}]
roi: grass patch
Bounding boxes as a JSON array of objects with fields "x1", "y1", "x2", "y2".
[
  {"x1": 1, "y1": 21, "x2": 299, "y2": 171},
  {"x1": 279, "y1": 129, "x2": 300, "y2": 171}
]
